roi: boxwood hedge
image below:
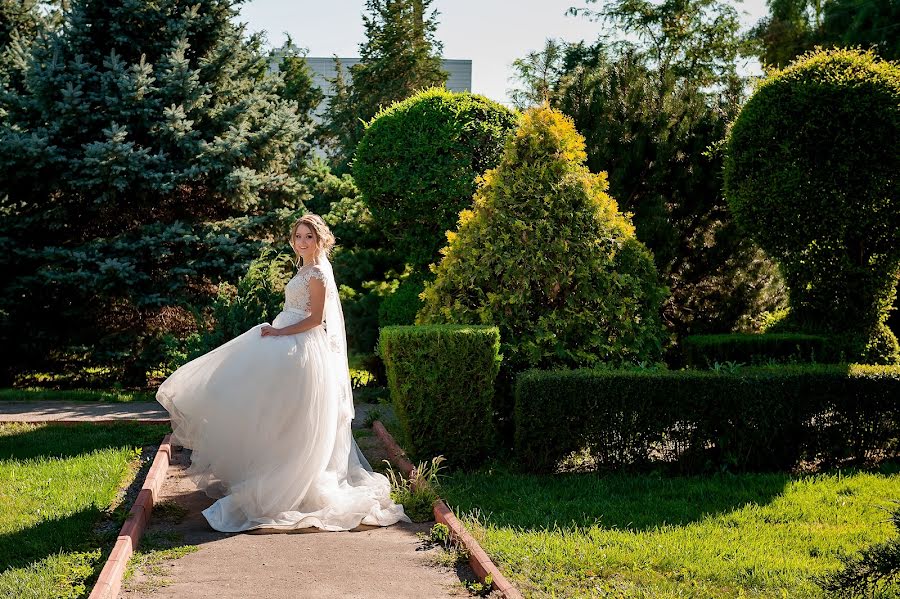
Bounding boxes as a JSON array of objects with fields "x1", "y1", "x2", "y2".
[
  {"x1": 379, "y1": 324, "x2": 501, "y2": 468},
  {"x1": 515, "y1": 364, "x2": 899, "y2": 472}
]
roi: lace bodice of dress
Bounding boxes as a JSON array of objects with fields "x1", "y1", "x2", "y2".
[{"x1": 283, "y1": 265, "x2": 328, "y2": 314}]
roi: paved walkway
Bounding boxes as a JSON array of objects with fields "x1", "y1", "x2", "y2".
[
  {"x1": 0, "y1": 400, "x2": 472, "y2": 598},
  {"x1": 0, "y1": 400, "x2": 169, "y2": 423},
  {"x1": 120, "y1": 445, "x2": 470, "y2": 599}
]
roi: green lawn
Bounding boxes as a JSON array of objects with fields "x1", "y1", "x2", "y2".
[
  {"x1": 0, "y1": 388, "x2": 156, "y2": 403},
  {"x1": 442, "y1": 464, "x2": 900, "y2": 598},
  {"x1": 0, "y1": 422, "x2": 170, "y2": 598}
]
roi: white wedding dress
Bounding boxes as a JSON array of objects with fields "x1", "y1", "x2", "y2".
[{"x1": 156, "y1": 258, "x2": 409, "y2": 532}]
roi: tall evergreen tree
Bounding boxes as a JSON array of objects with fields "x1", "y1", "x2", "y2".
[
  {"x1": 0, "y1": 0, "x2": 310, "y2": 384},
  {"x1": 320, "y1": 56, "x2": 357, "y2": 168},
  {"x1": 748, "y1": 0, "x2": 824, "y2": 68},
  {"x1": 0, "y1": 0, "x2": 60, "y2": 89},
  {"x1": 270, "y1": 37, "x2": 325, "y2": 148},
  {"x1": 749, "y1": 0, "x2": 900, "y2": 67},
  {"x1": 509, "y1": 0, "x2": 785, "y2": 337},
  {"x1": 508, "y1": 39, "x2": 566, "y2": 110},
  {"x1": 1, "y1": 0, "x2": 44, "y2": 50},
  {"x1": 323, "y1": 0, "x2": 447, "y2": 170}
]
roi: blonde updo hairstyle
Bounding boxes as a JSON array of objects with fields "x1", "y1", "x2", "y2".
[{"x1": 290, "y1": 214, "x2": 335, "y2": 266}]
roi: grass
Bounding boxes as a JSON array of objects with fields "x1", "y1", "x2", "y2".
[
  {"x1": 441, "y1": 463, "x2": 900, "y2": 598},
  {"x1": 123, "y1": 528, "x2": 198, "y2": 594},
  {"x1": 0, "y1": 422, "x2": 170, "y2": 598},
  {"x1": 0, "y1": 387, "x2": 155, "y2": 403},
  {"x1": 385, "y1": 456, "x2": 446, "y2": 522}
]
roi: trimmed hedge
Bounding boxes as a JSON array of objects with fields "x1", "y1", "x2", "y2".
[
  {"x1": 515, "y1": 365, "x2": 900, "y2": 473},
  {"x1": 379, "y1": 325, "x2": 501, "y2": 468},
  {"x1": 681, "y1": 333, "x2": 832, "y2": 368}
]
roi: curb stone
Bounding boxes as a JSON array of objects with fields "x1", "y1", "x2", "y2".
[
  {"x1": 372, "y1": 421, "x2": 524, "y2": 599},
  {"x1": 89, "y1": 434, "x2": 172, "y2": 599}
]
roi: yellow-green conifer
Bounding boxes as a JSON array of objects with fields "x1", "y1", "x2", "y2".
[{"x1": 418, "y1": 105, "x2": 668, "y2": 373}]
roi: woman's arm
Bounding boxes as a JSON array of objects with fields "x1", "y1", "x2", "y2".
[{"x1": 260, "y1": 276, "x2": 326, "y2": 337}]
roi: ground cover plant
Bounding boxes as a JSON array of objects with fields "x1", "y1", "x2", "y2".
[
  {"x1": 441, "y1": 464, "x2": 900, "y2": 598},
  {"x1": 0, "y1": 422, "x2": 169, "y2": 598}
]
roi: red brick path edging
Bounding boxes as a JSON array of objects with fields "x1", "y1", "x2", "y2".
[
  {"x1": 89, "y1": 434, "x2": 173, "y2": 599},
  {"x1": 371, "y1": 421, "x2": 524, "y2": 599}
]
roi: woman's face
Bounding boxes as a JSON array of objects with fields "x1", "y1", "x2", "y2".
[{"x1": 293, "y1": 223, "x2": 319, "y2": 264}]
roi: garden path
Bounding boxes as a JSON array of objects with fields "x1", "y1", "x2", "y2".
[
  {"x1": 0, "y1": 400, "x2": 168, "y2": 423},
  {"x1": 116, "y1": 402, "x2": 469, "y2": 599},
  {"x1": 5, "y1": 401, "x2": 468, "y2": 597},
  {"x1": 119, "y1": 443, "x2": 469, "y2": 599}
]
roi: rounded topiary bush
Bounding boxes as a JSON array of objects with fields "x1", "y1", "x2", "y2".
[
  {"x1": 417, "y1": 105, "x2": 668, "y2": 375},
  {"x1": 353, "y1": 88, "x2": 519, "y2": 270},
  {"x1": 724, "y1": 48, "x2": 900, "y2": 364}
]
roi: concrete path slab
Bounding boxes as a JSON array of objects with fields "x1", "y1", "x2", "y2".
[
  {"x1": 0, "y1": 400, "x2": 168, "y2": 423},
  {"x1": 119, "y1": 444, "x2": 471, "y2": 599}
]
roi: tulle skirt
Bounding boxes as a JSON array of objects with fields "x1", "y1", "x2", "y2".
[{"x1": 156, "y1": 309, "x2": 409, "y2": 532}]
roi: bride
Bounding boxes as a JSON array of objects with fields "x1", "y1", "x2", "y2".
[{"x1": 156, "y1": 214, "x2": 409, "y2": 532}]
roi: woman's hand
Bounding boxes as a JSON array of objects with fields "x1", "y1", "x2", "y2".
[{"x1": 260, "y1": 325, "x2": 281, "y2": 337}]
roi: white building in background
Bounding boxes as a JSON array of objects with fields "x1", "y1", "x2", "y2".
[{"x1": 301, "y1": 56, "x2": 473, "y2": 122}]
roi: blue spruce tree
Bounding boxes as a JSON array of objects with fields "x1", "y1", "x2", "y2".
[{"x1": 0, "y1": 0, "x2": 312, "y2": 385}]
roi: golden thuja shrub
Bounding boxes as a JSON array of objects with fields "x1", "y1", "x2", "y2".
[{"x1": 418, "y1": 105, "x2": 668, "y2": 374}]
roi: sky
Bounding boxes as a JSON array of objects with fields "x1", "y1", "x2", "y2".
[{"x1": 237, "y1": 0, "x2": 770, "y2": 106}]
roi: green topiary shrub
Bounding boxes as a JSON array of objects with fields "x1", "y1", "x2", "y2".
[
  {"x1": 515, "y1": 364, "x2": 900, "y2": 473},
  {"x1": 863, "y1": 323, "x2": 900, "y2": 365},
  {"x1": 379, "y1": 325, "x2": 501, "y2": 468},
  {"x1": 681, "y1": 333, "x2": 833, "y2": 368},
  {"x1": 353, "y1": 88, "x2": 519, "y2": 269},
  {"x1": 724, "y1": 48, "x2": 900, "y2": 364},
  {"x1": 418, "y1": 105, "x2": 668, "y2": 376}
]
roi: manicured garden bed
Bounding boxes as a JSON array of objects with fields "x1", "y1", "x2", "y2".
[
  {"x1": 441, "y1": 464, "x2": 900, "y2": 598},
  {"x1": 0, "y1": 422, "x2": 169, "y2": 598}
]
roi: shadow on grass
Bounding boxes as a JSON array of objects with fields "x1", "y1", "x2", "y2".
[
  {"x1": 442, "y1": 465, "x2": 794, "y2": 532},
  {"x1": 443, "y1": 460, "x2": 900, "y2": 533},
  {"x1": 0, "y1": 505, "x2": 106, "y2": 572},
  {"x1": 0, "y1": 422, "x2": 170, "y2": 461}
]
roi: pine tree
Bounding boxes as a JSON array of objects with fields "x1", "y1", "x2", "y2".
[
  {"x1": 0, "y1": 0, "x2": 60, "y2": 89},
  {"x1": 1, "y1": 0, "x2": 309, "y2": 230},
  {"x1": 320, "y1": 57, "x2": 357, "y2": 170},
  {"x1": 0, "y1": 0, "x2": 311, "y2": 384},
  {"x1": 323, "y1": 0, "x2": 447, "y2": 169},
  {"x1": 270, "y1": 38, "x2": 325, "y2": 148},
  {"x1": 749, "y1": 0, "x2": 900, "y2": 67}
]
